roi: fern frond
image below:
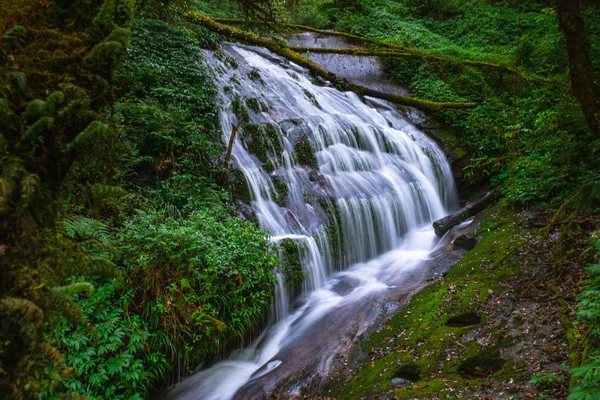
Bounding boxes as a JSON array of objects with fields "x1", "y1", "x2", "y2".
[
  {"x1": 80, "y1": 239, "x2": 119, "y2": 257},
  {"x1": 61, "y1": 215, "x2": 112, "y2": 242},
  {"x1": 1, "y1": 25, "x2": 28, "y2": 51}
]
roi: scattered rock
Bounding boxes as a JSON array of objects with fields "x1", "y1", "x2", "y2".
[{"x1": 453, "y1": 233, "x2": 479, "y2": 250}]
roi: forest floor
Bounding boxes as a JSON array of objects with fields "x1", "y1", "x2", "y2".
[{"x1": 309, "y1": 206, "x2": 594, "y2": 400}]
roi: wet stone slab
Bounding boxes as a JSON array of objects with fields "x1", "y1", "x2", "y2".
[{"x1": 285, "y1": 32, "x2": 410, "y2": 97}]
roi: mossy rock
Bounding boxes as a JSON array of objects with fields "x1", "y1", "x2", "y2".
[
  {"x1": 245, "y1": 97, "x2": 266, "y2": 113},
  {"x1": 272, "y1": 178, "x2": 288, "y2": 207},
  {"x1": 228, "y1": 168, "x2": 251, "y2": 204},
  {"x1": 294, "y1": 139, "x2": 317, "y2": 170},
  {"x1": 247, "y1": 69, "x2": 264, "y2": 84},
  {"x1": 302, "y1": 88, "x2": 321, "y2": 109},
  {"x1": 242, "y1": 123, "x2": 282, "y2": 164},
  {"x1": 317, "y1": 198, "x2": 345, "y2": 270},
  {"x1": 279, "y1": 238, "x2": 304, "y2": 297}
]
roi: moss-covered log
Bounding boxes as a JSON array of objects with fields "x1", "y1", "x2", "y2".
[
  {"x1": 211, "y1": 18, "x2": 558, "y2": 85},
  {"x1": 433, "y1": 190, "x2": 499, "y2": 235},
  {"x1": 212, "y1": 18, "x2": 404, "y2": 51},
  {"x1": 185, "y1": 13, "x2": 477, "y2": 113},
  {"x1": 292, "y1": 47, "x2": 514, "y2": 75}
]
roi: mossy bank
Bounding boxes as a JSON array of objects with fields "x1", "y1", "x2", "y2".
[{"x1": 321, "y1": 206, "x2": 590, "y2": 399}]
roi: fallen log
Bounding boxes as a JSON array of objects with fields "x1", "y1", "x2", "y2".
[
  {"x1": 212, "y1": 19, "x2": 560, "y2": 85},
  {"x1": 185, "y1": 13, "x2": 477, "y2": 113},
  {"x1": 291, "y1": 46, "x2": 520, "y2": 76},
  {"x1": 433, "y1": 190, "x2": 499, "y2": 236},
  {"x1": 212, "y1": 18, "x2": 404, "y2": 51}
]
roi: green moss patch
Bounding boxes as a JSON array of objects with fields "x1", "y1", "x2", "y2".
[
  {"x1": 326, "y1": 207, "x2": 528, "y2": 399},
  {"x1": 242, "y1": 123, "x2": 282, "y2": 164}
]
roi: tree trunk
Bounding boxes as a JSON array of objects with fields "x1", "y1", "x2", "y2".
[{"x1": 556, "y1": 0, "x2": 600, "y2": 134}]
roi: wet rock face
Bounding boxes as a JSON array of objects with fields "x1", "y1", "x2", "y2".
[{"x1": 285, "y1": 32, "x2": 409, "y2": 97}]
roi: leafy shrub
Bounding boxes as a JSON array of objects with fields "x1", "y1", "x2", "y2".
[
  {"x1": 44, "y1": 282, "x2": 170, "y2": 400},
  {"x1": 120, "y1": 203, "x2": 278, "y2": 376},
  {"x1": 569, "y1": 235, "x2": 600, "y2": 400}
]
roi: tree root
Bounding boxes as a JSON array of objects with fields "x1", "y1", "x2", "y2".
[{"x1": 185, "y1": 13, "x2": 477, "y2": 113}]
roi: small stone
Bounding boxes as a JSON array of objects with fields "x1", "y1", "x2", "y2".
[
  {"x1": 391, "y1": 377, "x2": 412, "y2": 387},
  {"x1": 454, "y1": 233, "x2": 479, "y2": 250}
]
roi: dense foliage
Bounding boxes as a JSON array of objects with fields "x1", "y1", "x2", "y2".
[
  {"x1": 2, "y1": 0, "x2": 599, "y2": 398},
  {"x1": 570, "y1": 235, "x2": 600, "y2": 400},
  {"x1": 0, "y1": 1, "x2": 278, "y2": 399}
]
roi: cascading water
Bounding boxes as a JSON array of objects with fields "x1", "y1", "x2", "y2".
[{"x1": 167, "y1": 43, "x2": 458, "y2": 400}]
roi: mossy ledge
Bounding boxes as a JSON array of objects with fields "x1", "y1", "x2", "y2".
[{"x1": 322, "y1": 207, "x2": 538, "y2": 399}]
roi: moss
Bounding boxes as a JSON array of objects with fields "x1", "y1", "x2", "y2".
[
  {"x1": 280, "y1": 238, "x2": 304, "y2": 296},
  {"x1": 242, "y1": 123, "x2": 282, "y2": 165},
  {"x1": 303, "y1": 88, "x2": 321, "y2": 109},
  {"x1": 245, "y1": 97, "x2": 262, "y2": 113},
  {"x1": 317, "y1": 198, "x2": 345, "y2": 270},
  {"x1": 264, "y1": 160, "x2": 275, "y2": 173},
  {"x1": 294, "y1": 139, "x2": 317, "y2": 169},
  {"x1": 228, "y1": 169, "x2": 251, "y2": 203},
  {"x1": 326, "y1": 207, "x2": 528, "y2": 399},
  {"x1": 243, "y1": 124, "x2": 267, "y2": 163},
  {"x1": 273, "y1": 179, "x2": 288, "y2": 207},
  {"x1": 247, "y1": 68, "x2": 263, "y2": 84}
]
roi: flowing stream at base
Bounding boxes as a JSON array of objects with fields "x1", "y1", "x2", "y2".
[{"x1": 167, "y1": 43, "x2": 458, "y2": 400}]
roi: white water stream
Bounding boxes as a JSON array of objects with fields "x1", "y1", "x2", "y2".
[{"x1": 167, "y1": 43, "x2": 457, "y2": 399}]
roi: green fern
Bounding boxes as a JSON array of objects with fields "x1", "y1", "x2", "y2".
[
  {"x1": 1, "y1": 25, "x2": 28, "y2": 51},
  {"x1": 61, "y1": 215, "x2": 112, "y2": 242}
]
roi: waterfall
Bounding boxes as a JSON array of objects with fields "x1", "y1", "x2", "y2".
[{"x1": 166, "y1": 43, "x2": 457, "y2": 400}]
